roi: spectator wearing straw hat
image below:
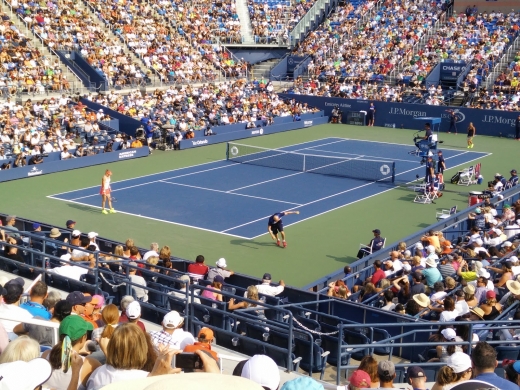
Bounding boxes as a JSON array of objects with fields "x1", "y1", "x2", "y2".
[
  {"x1": 500, "y1": 280, "x2": 520, "y2": 309},
  {"x1": 420, "y1": 258, "x2": 442, "y2": 288},
  {"x1": 207, "y1": 258, "x2": 234, "y2": 283}
]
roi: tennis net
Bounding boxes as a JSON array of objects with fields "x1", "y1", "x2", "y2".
[{"x1": 226, "y1": 142, "x2": 396, "y2": 183}]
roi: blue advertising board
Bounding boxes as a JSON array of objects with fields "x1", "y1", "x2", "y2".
[
  {"x1": 278, "y1": 93, "x2": 520, "y2": 138},
  {"x1": 0, "y1": 147, "x2": 149, "y2": 183},
  {"x1": 180, "y1": 115, "x2": 328, "y2": 149},
  {"x1": 439, "y1": 62, "x2": 466, "y2": 81}
]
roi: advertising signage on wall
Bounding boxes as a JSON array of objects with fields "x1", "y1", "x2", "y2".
[{"x1": 279, "y1": 94, "x2": 520, "y2": 138}]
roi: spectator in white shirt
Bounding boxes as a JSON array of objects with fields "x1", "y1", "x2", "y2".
[
  {"x1": 254, "y1": 273, "x2": 285, "y2": 296},
  {"x1": 0, "y1": 278, "x2": 33, "y2": 338},
  {"x1": 60, "y1": 146, "x2": 73, "y2": 160},
  {"x1": 128, "y1": 262, "x2": 147, "y2": 302}
]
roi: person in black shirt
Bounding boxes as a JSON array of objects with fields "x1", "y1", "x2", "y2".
[
  {"x1": 423, "y1": 123, "x2": 432, "y2": 140},
  {"x1": 28, "y1": 154, "x2": 43, "y2": 165},
  {"x1": 425, "y1": 156, "x2": 435, "y2": 184},
  {"x1": 437, "y1": 150, "x2": 446, "y2": 174},
  {"x1": 447, "y1": 110, "x2": 457, "y2": 134}
]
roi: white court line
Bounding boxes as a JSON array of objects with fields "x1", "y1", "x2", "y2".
[
  {"x1": 159, "y1": 180, "x2": 302, "y2": 206},
  {"x1": 303, "y1": 148, "x2": 419, "y2": 163},
  {"x1": 223, "y1": 150, "x2": 479, "y2": 235},
  {"x1": 52, "y1": 138, "x2": 350, "y2": 201},
  {"x1": 45, "y1": 196, "x2": 251, "y2": 240}
]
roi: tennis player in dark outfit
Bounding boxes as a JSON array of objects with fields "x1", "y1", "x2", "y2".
[
  {"x1": 447, "y1": 110, "x2": 457, "y2": 134},
  {"x1": 268, "y1": 211, "x2": 300, "y2": 248},
  {"x1": 437, "y1": 150, "x2": 446, "y2": 174}
]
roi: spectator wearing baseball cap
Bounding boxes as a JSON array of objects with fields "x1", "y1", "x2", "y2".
[
  {"x1": 431, "y1": 351, "x2": 472, "y2": 390},
  {"x1": 125, "y1": 301, "x2": 142, "y2": 328},
  {"x1": 184, "y1": 327, "x2": 218, "y2": 361},
  {"x1": 207, "y1": 258, "x2": 234, "y2": 283},
  {"x1": 66, "y1": 219, "x2": 76, "y2": 229},
  {"x1": 233, "y1": 354, "x2": 280, "y2": 390},
  {"x1": 255, "y1": 273, "x2": 285, "y2": 296},
  {"x1": 479, "y1": 290, "x2": 502, "y2": 321},
  {"x1": 66, "y1": 291, "x2": 98, "y2": 328},
  {"x1": 118, "y1": 296, "x2": 146, "y2": 331},
  {"x1": 348, "y1": 369, "x2": 371, "y2": 390},
  {"x1": 88, "y1": 232, "x2": 99, "y2": 250},
  {"x1": 377, "y1": 361, "x2": 396, "y2": 387},
  {"x1": 357, "y1": 229, "x2": 385, "y2": 259},
  {"x1": 44, "y1": 314, "x2": 100, "y2": 390},
  {"x1": 407, "y1": 366, "x2": 427, "y2": 389},
  {"x1": 168, "y1": 275, "x2": 201, "y2": 304},
  {"x1": 508, "y1": 169, "x2": 518, "y2": 187},
  {"x1": 149, "y1": 311, "x2": 194, "y2": 350},
  {"x1": 0, "y1": 278, "x2": 33, "y2": 336},
  {"x1": 201, "y1": 275, "x2": 224, "y2": 301}
]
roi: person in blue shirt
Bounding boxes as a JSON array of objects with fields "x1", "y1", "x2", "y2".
[
  {"x1": 509, "y1": 169, "x2": 518, "y2": 187},
  {"x1": 472, "y1": 341, "x2": 519, "y2": 390},
  {"x1": 267, "y1": 211, "x2": 300, "y2": 248},
  {"x1": 19, "y1": 281, "x2": 51, "y2": 320}
]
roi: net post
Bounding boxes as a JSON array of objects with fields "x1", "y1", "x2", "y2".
[
  {"x1": 303, "y1": 154, "x2": 306, "y2": 172},
  {"x1": 392, "y1": 162, "x2": 396, "y2": 183},
  {"x1": 226, "y1": 142, "x2": 229, "y2": 160}
]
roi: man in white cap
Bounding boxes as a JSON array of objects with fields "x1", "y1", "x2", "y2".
[
  {"x1": 234, "y1": 354, "x2": 280, "y2": 390},
  {"x1": 207, "y1": 258, "x2": 234, "y2": 283},
  {"x1": 149, "y1": 311, "x2": 194, "y2": 349},
  {"x1": 87, "y1": 232, "x2": 99, "y2": 250},
  {"x1": 483, "y1": 228, "x2": 503, "y2": 247}
]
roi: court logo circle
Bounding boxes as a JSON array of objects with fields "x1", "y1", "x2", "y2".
[
  {"x1": 230, "y1": 146, "x2": 239, "y2": 156},
  {"x1": 380, "y1": 164, "x2": 391, "y2": 175},
  {"x1": 260, "y1": 128, "x2": 264, "y2": 135}
]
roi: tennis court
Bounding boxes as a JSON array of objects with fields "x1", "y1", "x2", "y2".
[{"x1": 48, "y1": 137, "x2": 488, "y2": 240}]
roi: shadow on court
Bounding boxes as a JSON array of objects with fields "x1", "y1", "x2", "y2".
[
  {"x1": 326, "y1": 254, "x2": 357, "y2": 264},
  {"x1": 229, "y1": 239, "x2": 278, "y2": 249},
  {"x1": 67, "y1": 203, "x2": 100, "y2": 213}
]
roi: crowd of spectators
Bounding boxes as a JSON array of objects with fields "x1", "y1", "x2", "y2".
[
  {"x1": 0, "y1": 277, "x2": 334, "y2": 390},
  {"x1": 0, "y1": 10, "x2": 72, "y2": 97},
  {"x1": 0, "y1": 97, "x2": 129, "y2": 168},
  {"x1": 86, "y1": 0, "x2": 248, "y2": 83},
  {"x1": 248, "y1": 0, "x2": 317, "y2": 44},
  {"x1": 83, "y1": 81, "x2": 319, "y2": 147}
]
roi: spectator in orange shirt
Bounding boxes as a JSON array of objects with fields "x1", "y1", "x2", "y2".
[
  {"x1": 184, "y1": 327, "x2": 218, "y2": 361},
  {"x1": 131, "y1": 137, "x2": 143, "y2": 148}
]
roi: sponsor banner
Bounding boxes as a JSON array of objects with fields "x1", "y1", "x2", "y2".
[
  {"x1": 179, "y1": 116, "x2": 329, "y2": 149},
  {"x1": 440, "y1": 62, "x2": 466, "y2": 81},
  {"x1": 279, "y1": 94, "x2": 520, "y2": 138},
  {"x1": 0, "y1": 147, "x2": 149, "y2": 183}
]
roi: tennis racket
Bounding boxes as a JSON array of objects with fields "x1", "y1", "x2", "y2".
[
  {"x1": 61, "y1": 335, "x2": 72, "y2": 373},
  {"x1": 111, "y1": 196, "x2": 117, "y2": 202}
]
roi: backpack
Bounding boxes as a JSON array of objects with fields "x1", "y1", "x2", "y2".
[{"x1": 450, "y1": 172, "x2": 461, "y2": 184}]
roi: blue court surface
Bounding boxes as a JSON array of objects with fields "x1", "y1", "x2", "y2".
[{"x1": 48, "y1": 138, "x2": 490, "y2": 239}]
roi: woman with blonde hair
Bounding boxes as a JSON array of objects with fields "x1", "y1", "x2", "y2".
[
  {"x1": 91, "y1": 304, "x2": 120, "y2": 343},
  {"x1": 327, "y1": 280, "x2": 351, "y2": 299},
  {"x1": 0, "y1": 335, "x2": 39, "y2": 363},
  {"x1": 123, "y1": 239, "x2": 135, "y2": 258},
  {"x1": 86, "y1": 323, "x2": 152, "y2": 389},
  {"x1": 158, "y1": 245, "x2": 171, "y2": 262}
]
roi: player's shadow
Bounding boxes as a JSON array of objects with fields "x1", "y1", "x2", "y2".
[
  {"x1": 229, "y1": 239, "x2": 277, "y2": 249},
  {"x1": 66, "y1": 203, "x2": 101, "y2": 213},
  {"x1": 326, "y1": 254, "x2": 357, "y2": 263}
]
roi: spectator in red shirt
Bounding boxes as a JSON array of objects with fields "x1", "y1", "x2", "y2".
[
  {"x1": 353, "y1": 260, "x2": 385, "y2": 293},
  {"x1": 187, "y1": 255, "x2": 209, "y2": 282}
]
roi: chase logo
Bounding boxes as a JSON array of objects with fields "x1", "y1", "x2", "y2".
[{"x1": 191, "y1": 140, "x2": 208, "y2": 146}]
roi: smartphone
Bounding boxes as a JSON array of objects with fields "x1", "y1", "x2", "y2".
[{"x1": 172, "y1": 353, "x2": 203, "y2": 371}]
